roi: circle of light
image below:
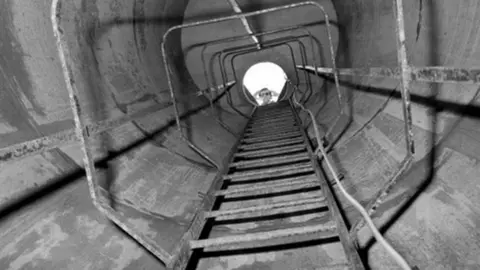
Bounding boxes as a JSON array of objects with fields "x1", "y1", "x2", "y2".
[{"x1": 243, "y1": 62, "x2": 287, "y2": 105}]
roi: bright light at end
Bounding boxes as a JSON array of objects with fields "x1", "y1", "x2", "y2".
[{"x1": 243, "y1": 62, "x2": 287, "y2": 106}]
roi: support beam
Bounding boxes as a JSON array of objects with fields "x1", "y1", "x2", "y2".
[
  {"x1": 298, "y1": 65, "x2": 480, "y2": 84},
  {"x1": 0, "y1": 82, "x2": 235, "y2": 165}
]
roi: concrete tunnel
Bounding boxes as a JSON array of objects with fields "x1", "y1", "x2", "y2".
[{"x1": 0, "y1": 0, "x2": 479, "y2": 269}]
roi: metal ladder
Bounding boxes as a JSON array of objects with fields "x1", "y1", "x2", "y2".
[{"x1": 183, "y1": 99, "x2": 364, "y2": 269}]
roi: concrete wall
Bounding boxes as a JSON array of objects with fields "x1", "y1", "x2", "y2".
[{"x1": 0, "y1": 0, "x2": 479, "y2": 269}]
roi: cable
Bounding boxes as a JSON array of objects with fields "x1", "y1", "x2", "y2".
[{"x1": 287, "y1": 79, "x2": 412, "y2": 270}]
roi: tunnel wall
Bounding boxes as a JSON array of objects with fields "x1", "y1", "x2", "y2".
[
  {"x1": 0, "y1": 0, "x2": 480, "y2": 269},
  {"x1": 299, "y1": 0, "x2": 480, "y2": 268}
]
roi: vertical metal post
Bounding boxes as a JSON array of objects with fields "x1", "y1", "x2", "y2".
[{"x1": 394, "y1": 0, "x2": 415, "y2": 154}]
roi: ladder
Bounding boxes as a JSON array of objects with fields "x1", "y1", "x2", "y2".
[{"x1": 179, "y1": 100, "x2": 365, "y2": 269}]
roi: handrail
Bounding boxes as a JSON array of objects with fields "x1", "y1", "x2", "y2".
[{"x1": 287, "y1": 79, "x2": 412, "y2": 269}]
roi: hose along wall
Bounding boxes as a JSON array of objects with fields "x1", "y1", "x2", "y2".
[{"x1": 0, "y1": 0, "x2": 479, "y2": 269}]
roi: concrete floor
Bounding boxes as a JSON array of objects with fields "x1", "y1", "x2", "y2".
[{"x1": 0, "y1": 0, "x2": 480, "y2": 269}]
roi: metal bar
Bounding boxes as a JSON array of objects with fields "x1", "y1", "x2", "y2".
[
  {"x1": 288, "y1": 92, "x2": 365, "y2": 269},
  {"x1": 215, "y1": 175, "x2": 318, "y2": 196},
  {"x1": 349, "y1": 155, "x2": 413, "y2": 241},
  {"x1": 238, "y1": 137, "x2": 304, "y2": 151},
  {"x1": 51, "y1": 0, "x2": 174, "y2": 265},
  {"x1": 226, "y1": 0, "x2": 261, "y2": 49},
  {"x1": 224, "y1": 162, "x2": 313, "y2": 182},
  {"x1": 205, "y1": 196, "x2": 326, "y2": 219},
  {"x1": 190, "y1": 221, "x2": 337, "y2": 249},
  {"x1": 299, "y1": 65, "x2": 480, "y2": 84},
  {"x1": 394, "y1": 0, "x2": 415, "y2": 155},
  {"x1": 167, "y1": 108, "x2": 257, "y2": 269},
  {"x1": 230, "y1": 152, "x2": 310, "y2": 169},
  {"x1": 235, "y1": 144, "x2": 305, "y2": 158}
]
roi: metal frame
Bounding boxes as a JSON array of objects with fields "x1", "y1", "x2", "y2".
[
  {"x1": 162, "y1": 1, "x2": 339, "y2": 172},
  {"x1": 214, "y1": 39, "x2": 302, "y2": 104},
  {"x1": 227, "y1": 37, "x2": 312, "y2": 106},
  {"x1": 298, "y1": 66, "x2": 480, "y2": 84},
  {"x1": 288, "y1": 85, "x2": 365, "y2": 269},
  {"x1": 204, "y1": 29, "x2": 322, "y2": 104}
]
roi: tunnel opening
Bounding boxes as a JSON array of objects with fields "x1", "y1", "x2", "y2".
[{"x1": 242, "y1": 62, "x2": 287, "y2": 106}]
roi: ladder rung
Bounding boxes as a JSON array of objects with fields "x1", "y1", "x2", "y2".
[
  {"x1": 247, "y1": 121, "x2": 297, "y2": 130},
  {"x1": 224, "y1": 162, "x2": 313, "y2": 181},
  {"x1": 242, "y1": 131, "x2": 302, "y2": 143},
  {"x1": 205, "y1": 197, "x2": 326, "y2": 220},
  {"x1": 246, "y1": 123, "x2": 298, "y2": 133},
  {"x1": 235, "y1": 144, "x2": 306, "y2": 158},
  {"x1": 245, "y1": 129, "x2": 300, "y2": 138},
  {"x1": 215, "y1": 175, "x2": 319, "y2": 197},
  {"x1": 254, "y1": 108, "x2": 291, "y2": 114},
  {"x1": 190, "y1": 221, "x2": 337, "y2": 250},
  {"x1": 251, "y1": 114, "x2": 294, "y2": 122},
  {"x1": 239, "y1": 137, "x2": 304, "y2": 151},
  {"x1": 230, "y1": 152, "x2": 310, "y2": 169}
]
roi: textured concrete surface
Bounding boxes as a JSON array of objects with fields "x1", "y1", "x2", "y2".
[{"x1": 0, "y1": 0, "x2": 479, "y2": 269}]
